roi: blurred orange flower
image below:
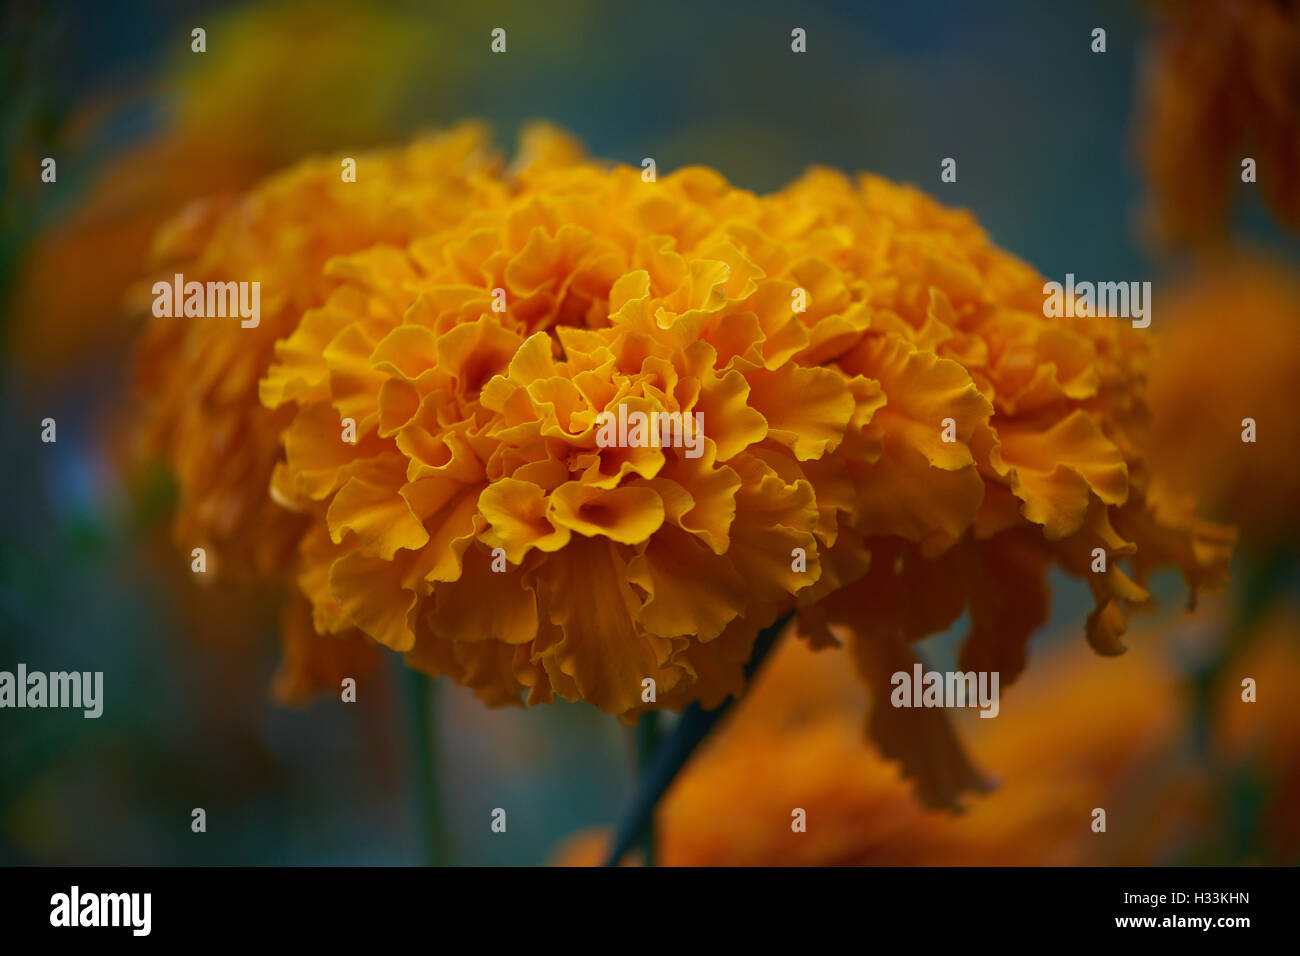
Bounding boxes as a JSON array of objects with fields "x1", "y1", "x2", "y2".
[
  {"x1": 552, "y1": 620, "x2": 1207, "y2": 866},
  {"x1": 1147, "y1": 256, "x2": 1300, "y2": 550},
  {"x1": 1138, "y1": 0, "x2": 1300, "y2": 248},
  {"x1": 7, "y1": 0, "x2": 447, "y2": 380}
]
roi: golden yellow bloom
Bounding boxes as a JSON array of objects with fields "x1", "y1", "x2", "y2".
[
  {"x1": 1138, "y1": 0, "x2": 1300, "y2": 247},
  {"x1": 137, "y1": 124, "x2": 1229, "y2": 779},
  {"x1": 1147, "y1": 256, "x2": 1300, "y2": 549},
  {"x1": 262, "y1": 143, "x2": 833, "y2": 715}
]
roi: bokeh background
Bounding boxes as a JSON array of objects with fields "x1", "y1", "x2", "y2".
[{"x1": 1, "y1": 0, "x2": 1297, "y2": 865}]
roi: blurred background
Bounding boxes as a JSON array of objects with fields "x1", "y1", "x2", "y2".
[{"x1": 1, "y1": 0, "x2": 1297, "y2": 865}]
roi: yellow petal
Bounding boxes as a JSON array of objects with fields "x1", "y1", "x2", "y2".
[
  {"x1": 548, "y1": 481, "x2": 666, "y2": 545},
  {"x1": 478, "y1": 477, "x2": 572, "y2": 562}
]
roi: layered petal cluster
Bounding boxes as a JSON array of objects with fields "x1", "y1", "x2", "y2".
[
  {"x1": 137, "y1": 124, "x2": 1231, "y2": 792},
  {"x1": 262, "y1": 137, "x2": 842, "y2": 715}
]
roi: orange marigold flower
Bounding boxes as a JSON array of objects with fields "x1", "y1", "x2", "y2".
[
  {"x1": 136, "y1": 125, "x2": 1231, "y2": 789},
  {"x1": 1137, "y1": 0, "x2": 1300, "y2": 247},
  {"x1": 262, "y1": 141, "x2": 827, "y2": 716}
]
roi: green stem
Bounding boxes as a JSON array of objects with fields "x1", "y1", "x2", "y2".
[
  {"x1": 604, "y1": 611, "x2": 792, "y2": 867},
  {"x1": 633, "y1": 711, "x2": 662, "y2": 865},
  {"x1": 400, "y1": 665, "x2": 445, "y2": 866}
]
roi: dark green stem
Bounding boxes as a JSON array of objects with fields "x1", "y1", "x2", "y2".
[
  {"x1": 401, "y1": 665, "x2": 445, "y2": 866},
  {"x1": 604, "y1": 611, "x2": 792, "y2": 867},
  {"x1": 633, "y1": 710, "x2": 662, "y2": 865}
]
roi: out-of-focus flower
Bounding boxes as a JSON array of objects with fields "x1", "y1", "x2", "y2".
[
  {"x1": 136, "y1": 123, "x2": 1231, "y2": 796},
  {"x1": 1137, "y1": 0, "x2": 1300, "y2": 248},
  {"x1": 6, "y1": 0, "x2": 447, "y2": 380},
  {"x1": 550, "y1": 622, "x2": 1204, "y2": 865},
  {"x1": 1145, "y1": 255, "x2": 1300, "y2": 859},
  {"x1": 1147, "y1": 257, "x2": 1300, "y2": 551}
]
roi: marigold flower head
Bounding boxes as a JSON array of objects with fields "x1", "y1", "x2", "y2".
[{"x1": 136, "y1": 124, "x2": 1231, "y2": 795}]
